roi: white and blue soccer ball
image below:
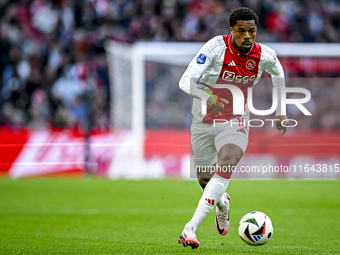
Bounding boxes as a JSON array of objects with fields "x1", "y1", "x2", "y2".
[{"x1": 238, "y1": 211, "x2": 273, "y2": 246}]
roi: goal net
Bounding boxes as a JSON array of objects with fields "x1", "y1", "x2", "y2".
[{"x1": 105, "y1": 42, "x2": 202, "y2": 178}]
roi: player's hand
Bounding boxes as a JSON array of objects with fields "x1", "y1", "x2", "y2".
[
  {"x1": 275, "y1": 115, "x2": 289, "y2": 135},
  {"x1": 207, "y1": 96, "x2": 228, "y2": 115}
]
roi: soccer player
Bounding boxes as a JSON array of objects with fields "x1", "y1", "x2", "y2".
[{"x1": 178, "y1": 7, "x2": 289, "y2": 249}]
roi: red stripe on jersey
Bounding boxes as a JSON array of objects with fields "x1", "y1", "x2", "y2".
[{"x1": 203, "y1": 35, "x2": 262, "y2": 124}]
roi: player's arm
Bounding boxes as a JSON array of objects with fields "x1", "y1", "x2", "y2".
[
  {"x1": 207, "y1": 95, "x2": 228, "y2": 115},
  {"x1": 179, "y1": 37, "x2": 226, "y2": 114},
  {"x1": 263, "y1": 47, "x2": 289, "y2": 135}
]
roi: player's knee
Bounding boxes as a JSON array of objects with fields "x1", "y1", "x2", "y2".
[
  {"x1": 217, "y1": 156, "x2": 238, "y2": 168},
  {"x1": 216, "y1": 157, "x2": 237, "y2": 179},
  {"x1": 217, "y1": 144, "x2": 243, "y2": 169}
]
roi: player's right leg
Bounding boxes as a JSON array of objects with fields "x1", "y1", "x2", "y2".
[
  {"x1": 183, "y1": 143, "x2": 243, "y2": 236},
  {"x1": 178, "y1": 226, "x2": 200, "y2": 249},
  {"x1": 179, "y1": 117, "x2": 238, "y2": 247}
]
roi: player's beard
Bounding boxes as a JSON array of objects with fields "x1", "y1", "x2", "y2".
[{"x1": 240, "y1": 41, "x2": 252, "y2": 53}]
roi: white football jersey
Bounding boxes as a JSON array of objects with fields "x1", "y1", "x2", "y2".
[{"x1": 179, "y1": 35, "x2": 285, "y2": 123}]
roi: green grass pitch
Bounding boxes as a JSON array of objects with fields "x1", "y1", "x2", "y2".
[{"x1": 0, "y1": 178, "x2": 339, "y2": 254}]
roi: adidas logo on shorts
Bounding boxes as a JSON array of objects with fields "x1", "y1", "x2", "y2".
[{"x1": 237, "y1": 128, "x2": 246, "y2": 134}]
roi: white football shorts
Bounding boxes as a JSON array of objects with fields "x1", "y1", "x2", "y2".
[{"x1": 191, "y1": 116, "x2": 249, "y2": 167}]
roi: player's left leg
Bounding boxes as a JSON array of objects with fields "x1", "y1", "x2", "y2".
[
  {"x1": 179, "y1": 117, "x2": 247, "y2": 248},
  {"x1": 212, "y1": 118, "x2": 249, "y2": 235},
  {"x1": 214, "y1": 143, "x2": 244, "y2": 235},
  {"x1": 181, "y1": 115, "x2": 249, "y2": 244}
]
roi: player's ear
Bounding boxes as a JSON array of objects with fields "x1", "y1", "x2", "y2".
[{"x1": 230, "y1": 27, "x2": 233, "y2": 35}]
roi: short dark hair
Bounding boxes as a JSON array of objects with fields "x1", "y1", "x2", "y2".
[{"x1": 229, "y1": 7, "x2": 259, "y2": 27}]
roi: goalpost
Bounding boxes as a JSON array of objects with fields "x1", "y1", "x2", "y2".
[
  {"x1": 105, "y1": 41, "x2": 204, "y2": 177},
  {"x1": 105, "y1": 41, "x2": 340, "y2": 178}
]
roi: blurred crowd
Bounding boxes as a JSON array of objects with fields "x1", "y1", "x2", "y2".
[
  {"x1": 1, "y1": 0, "x2": 340, "y2": 130},
  {"x1": 110, "y1": 0, "x2": 340, "y2": 43},
  {"x1": 0, "y1": 0, "x2": 110, "y2": 130}
]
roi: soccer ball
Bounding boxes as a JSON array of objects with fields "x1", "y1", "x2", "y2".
[{"x1": 238, "y1": 211, "x2": 273, "y2": 246}]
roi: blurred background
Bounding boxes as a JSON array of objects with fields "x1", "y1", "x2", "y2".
[{"x1": 0, "y1": 0, "x2": 339, "y2": 178}]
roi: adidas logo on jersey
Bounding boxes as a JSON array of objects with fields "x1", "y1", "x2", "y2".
[
  {"x1": 237, "y1": 128, "x2": 246, "y2": 134},
  {"x1": 228, "y1": 60, "x2": 236, "y2": 66}
]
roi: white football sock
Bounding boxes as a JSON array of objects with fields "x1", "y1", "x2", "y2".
[
  {"x1": 185, "y1": 174, "x2": 229, "y2": 231},
  {"x1": 200, "y1": 183, "x2": 228, "y2": 210}
]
